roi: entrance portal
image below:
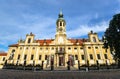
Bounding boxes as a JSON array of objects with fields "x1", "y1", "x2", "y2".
[
  {"x1": 59, "y1": 55, "x2": 64, "y2": 66},
  {"x1": 68, "y1": 55, "x2": 74, "y2": 66}
]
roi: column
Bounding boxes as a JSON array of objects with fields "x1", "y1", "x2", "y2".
[
  {"x1": 92, "y1": 45, "x2": 97, "y2": 64},
  {"x1": 20, "y1": 46, "x2": 26, "y2": 64},
  {"x1": 99, "y1": 45, "x2": 105, "y2": 64},
  {"x1": 34, "y1": 47, "x2": 39, "y2": 65}
]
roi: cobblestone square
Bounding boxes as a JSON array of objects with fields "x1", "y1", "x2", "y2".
[{"x1": 0, "y1": 69, "x2": 120, "y2": 79}]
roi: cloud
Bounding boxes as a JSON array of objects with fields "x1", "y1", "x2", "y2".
[
  {"x1": 67, "y1": 21, "x2": 108, "y2": 38},
  {"x1": 0, "y1": 0, "x2": 119, "y2": 52},
  {"x1": 0, "y1": 13, "x2": 56, "y2": 51}
]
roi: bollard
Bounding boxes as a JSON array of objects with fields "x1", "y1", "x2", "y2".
[
  {"x1": 78, "y1": 60, "x2": 80, "y2": 70},
  {"x1": 96, "y1": 60, "x2": 99, "y2": 70},
  {"x1": 24, "y1": 60, "x2": 26, "y2": 70},
  {"x1": 41, "y1": 61, "x2": 44, "y2": 70},
  {"x1": 67, "y1": 61, "x2": 70, "y2": 70},
  {"x1": 87, "y1": 60, "x2": 89, "y2": 71},
  {"x1": 51, "y1": 61, "x2": 54, "y2": 70}
]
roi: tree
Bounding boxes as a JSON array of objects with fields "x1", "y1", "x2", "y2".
[{"x1": 104, "y1": 13, "x2": 120, "y2": 60}]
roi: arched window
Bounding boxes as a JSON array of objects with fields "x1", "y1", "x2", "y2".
[
  {"x1": 93, "y1": 37, "x2": 97, "y2": 42},
  {"x1": 28, "y1": 38, "x2": 31, "y2": 43},
  {"x1": 60, "y1": 22, "x2": 62, "y2": 26}
]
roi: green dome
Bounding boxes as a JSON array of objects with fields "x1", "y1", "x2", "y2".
[{"x1": 56, "y1": 10, "x2": 66, "y2": 25}]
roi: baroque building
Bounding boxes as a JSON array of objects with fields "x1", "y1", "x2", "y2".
[
  {"x1": 5, "y1": 11, "x2": 115, "y2": 69},
  {"x1": 0, "y1": 52, "x2": 7, "y2": 68}
]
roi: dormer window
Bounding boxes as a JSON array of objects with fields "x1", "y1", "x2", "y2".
[
  {"x1": 93, "y1": 37, "x2": 96, "y2": 42},
  {"x1": 28, "y1": 38, "x2": 31, "y2": 43}
]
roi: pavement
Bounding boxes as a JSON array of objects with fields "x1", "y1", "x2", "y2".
[{"x1": 0, "y1": 69, "x2": 120, "y2": 79}]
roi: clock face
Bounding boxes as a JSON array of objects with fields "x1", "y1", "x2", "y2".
[
  {"x1": 59, "y1": 28, "x2": 63, "y2": 32},
  {"x1": 58, "y1": 36, "x2": 64, "y2": 44}
]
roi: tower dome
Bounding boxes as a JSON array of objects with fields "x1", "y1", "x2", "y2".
[{"x1": 56, "y1": 10, "x2": 66, "y2": 26}]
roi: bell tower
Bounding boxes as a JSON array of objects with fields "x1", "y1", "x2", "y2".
[{"x1": 55, "y1": 10, "x2": 67, "y2": 44}]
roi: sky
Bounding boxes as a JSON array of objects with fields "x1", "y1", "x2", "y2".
[{"x1": 0, "y1": 0, "x2": 120, "y2": 52}]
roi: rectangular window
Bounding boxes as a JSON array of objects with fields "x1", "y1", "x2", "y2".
[
  {"x1": 31, "y1": 55, "x2": 34, "y2": 60},
  {"x1": 39, "y1": 55, "x2": 41, "y2": 60},
  {"x1": 3, "y1": 57, "x2": 5, "y2": 61},
  {"x1": 80, "y1": 47, "x2": 83, "y2": 50},
  {"x1": 28, "y1": 38, "x2": 31, "y2": 43},
  {"x1": 88, "y1": 47, "x2": 91, "y2": 49},
  {"x1": 74, "y1": 47, "x2": 77, "y2": 50},
  {"x1": 90, "y1": 54, "x2": 93, "y2": 60},
  {"x1": 45, "y1": 55, "x2": 48, "y2": 60},
  {"x1": 52, "y1": 47, "x2": 54, "y2": 50},
  {"x1": 68, "y1": 47, "x2": 71, "y2": 50},
  {"x1": 95, "y1": 47, "x2": 98, "y2": 49},
  {"x1": 75, "y1": 55, "x2": 78, "y2": 60},
  {"x1": 17, "y1": 54, "x2": 20, "y2": 60},
  {"x1": 24, "y1": 55, "x2": 27, "y2": 60},
  {"x1": 40, "y1": 48, "x2": 42, "y2": 50},
  {"x1": 93, "y1": 37, "x2": 96, "y2": 42},
  {"x1": 97, "y1": 54, "x2": 101, "y2": 59},
  {"x1": 46, "y1": 48, "x2": 48, "y2": 50},
  {"x1": 104, "y1": 54, "x2": 108, "y2": 59},
  {"x1": 81, "y1": 55, "x2": 85, "y2": 60}
]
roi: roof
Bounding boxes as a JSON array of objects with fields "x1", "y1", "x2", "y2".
[
  {"x1": 9, "y1": 44, "x2": 18, "y2": 47},
  {"x1": 8, "y1": 39, "x2": 88, "y2": 46},
  {"x1": 36, "y1": 39, "x2": 53, "y2": 45},
  {"x1": 0, "y1": 53, "x2": 7, "y2": 56},
  {"x1": 68, "y1": 39, "x2": 87, "y2": 45}
]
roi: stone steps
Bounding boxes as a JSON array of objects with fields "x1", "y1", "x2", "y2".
[{"x1": 44, "y1": 66, "x2": 78, "y2": 70}]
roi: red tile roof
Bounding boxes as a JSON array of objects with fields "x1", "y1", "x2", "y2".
[
  {"x1": 68, "y1": 39, "x2": 87, "y2": 45},
  {"x1": 8, "y1": 39, "x2": 88, "y2": 46},
  {"x1": 0, "y1": 53, "x2": 7, "y2": 56},
  {"x1": 9, "y1": 44, "x2": 18, "y2": 47},
  {"x1": 36, "y1": 39, "x2": 53, "y2": 45}
]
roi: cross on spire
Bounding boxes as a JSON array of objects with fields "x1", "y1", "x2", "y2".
[{"x1": 59, "y1": 9, "x2": 63, "y2": 18}]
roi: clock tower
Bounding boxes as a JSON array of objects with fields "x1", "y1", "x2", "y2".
[{"x1": 55, "y1": 10, "x2": 67, "y2": 44}]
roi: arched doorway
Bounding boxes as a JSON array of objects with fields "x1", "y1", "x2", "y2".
[
  {"x1": 59, "y1": 55, "x2": 65, "y2": 66},
  {"x1": 68, "y1": 55, "x2": 74, "y2": 66}
]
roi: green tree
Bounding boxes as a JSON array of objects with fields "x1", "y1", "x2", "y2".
[{"x1": 104, "y1": 13, "x2": 120, "y2": 60}]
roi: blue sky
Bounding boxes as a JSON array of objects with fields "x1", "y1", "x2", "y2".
[{"x1": 0, "y1": 0, "x2": 120, "y2": 52}]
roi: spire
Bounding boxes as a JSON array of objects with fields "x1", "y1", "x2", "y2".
[
  {"x1": 60, "y1": 9, "x2": 62, "y2": 15},
  {"x1": 59, "y1": 9, "x2": 63, "y2": 18}
]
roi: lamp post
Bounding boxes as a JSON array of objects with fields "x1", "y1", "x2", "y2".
[
  {"x1": 96, "y1": 60, "x2": 99, "y2": 70},
  {"x1": 51, "y1": 55, "x2": 54, "y2": 70},
  {"x1": 33, "y1": 60, "x2": 36, "y2": 71},
  {"x1": 78, "y1": 60, "x2": 80, "y2": 70},
  {"x1": 41, "y1": 61, "x2": 44, "y2": 70},
  {"x1": 24, "y1": 60, "x2": 26, "y2": 70}
]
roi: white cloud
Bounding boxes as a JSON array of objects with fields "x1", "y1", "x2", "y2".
[
  {"x1": 67, "y1": 21, "x2": 108, "y2": 38},
  {"x1": 0, "y1": 13, "x2": 109, "y2": 52},
  {"x1": 0, "y1": 14, "x2": 56, "y2": 51}
]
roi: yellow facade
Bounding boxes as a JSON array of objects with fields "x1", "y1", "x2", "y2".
[
  {"x1": 5, "y1": 11, "x2": 115, "y2": 69},
  {"x1": 0, "y1": 53, "x2": 7, "y2": 68}
]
